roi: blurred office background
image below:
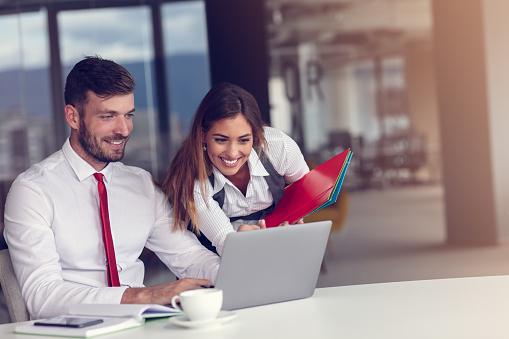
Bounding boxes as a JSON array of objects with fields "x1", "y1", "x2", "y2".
[{"x1": 2, "y1": 0, "x2": 509, "y2": 323}]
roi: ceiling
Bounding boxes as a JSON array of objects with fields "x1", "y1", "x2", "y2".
[
  {"x1": 265, "y1": 0, "x2": 432, "y2": 67},
  {"x1": 0, "y1": 0, "x2": 433, "y2": 67}
]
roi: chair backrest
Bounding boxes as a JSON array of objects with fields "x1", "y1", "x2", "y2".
[{"x1": 0, "y1": 249, "x2": 29, "y2": 322}]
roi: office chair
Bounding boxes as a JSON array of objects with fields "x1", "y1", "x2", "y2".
[{"x1": 0, "y1": 249, "x2": 30, "y2": 322}]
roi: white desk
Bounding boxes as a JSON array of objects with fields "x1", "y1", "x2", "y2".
[{"x1": 2, "y1": 275, "x2": 509, "y2": 339}]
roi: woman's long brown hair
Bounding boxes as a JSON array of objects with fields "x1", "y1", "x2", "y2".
[{"x1": 161, "y1": 82, "x2": 267, "y2": 232}]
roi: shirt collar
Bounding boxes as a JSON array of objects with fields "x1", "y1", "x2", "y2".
[
  {"x1": 62, "y1": 139, "x2": 113, "y2": 183},
  {"x1": 249, "y1": 148, "x2": 269, "y2": 177},
  {"x1": 210, "y1": 148, "x2": 269, "y2": 194}
]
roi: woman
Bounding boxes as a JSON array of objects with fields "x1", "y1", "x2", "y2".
[{"x1": 161, "y1": 82, "x2": 308, "y2": 255}]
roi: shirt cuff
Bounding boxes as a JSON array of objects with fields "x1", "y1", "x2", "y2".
[{"x1": 97, "y1": 286, "x2": 130, "y2": 304}]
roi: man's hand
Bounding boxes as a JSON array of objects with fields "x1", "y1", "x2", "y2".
[{"x1": 120, "y1": 278, "x2": 213, "y2": 305}]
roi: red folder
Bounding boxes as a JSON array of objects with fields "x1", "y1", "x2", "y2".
[{"x1": 264, "y1": 148, "x2": 353, "y2": 227}]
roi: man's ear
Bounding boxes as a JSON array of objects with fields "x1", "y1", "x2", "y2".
[{"x1": 65, "y1": 105, "x2": 79, "y2": 130}]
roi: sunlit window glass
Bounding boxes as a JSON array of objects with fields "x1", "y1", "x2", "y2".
[
  {"x1": 0, "y1": 10, "x2": 52, "y2": 184},
  {"x1": 381, "y1": 57, "x2": 408, "y2": 135},
  {"x1": 162, "y1": 1, "x2": 210, "y2": 153},
  {"x1": 355, "y1": 60, "x2": 379, "y2": 142}
]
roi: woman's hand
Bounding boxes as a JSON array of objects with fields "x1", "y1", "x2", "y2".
[
  {"x1": 237, "y1": 224, "x2": 261, "y2": 232},
  {"x1": 279, "y1": 219, "x2": 303, "y2": 226},
  {"x1": 259, "y1": 219, "x2": 267, "y2": 229},
  {"x1": 237, "y1": 219, "x2": 268, "y2": 232},
  {"x1": 236, "y1": 218, "x2": 302, "y2": 231}
]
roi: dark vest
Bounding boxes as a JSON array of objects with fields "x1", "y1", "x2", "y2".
[{"x1": 192, "y1": 150, "x2": 285, "y2": 254}]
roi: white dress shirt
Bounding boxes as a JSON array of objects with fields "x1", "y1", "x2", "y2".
[
  {"x1": 194, "y1": 127, "x2": 309, "y2": 255},
  {"x1": 3, "y1": 139, "x2": 220, "y2": 320}
]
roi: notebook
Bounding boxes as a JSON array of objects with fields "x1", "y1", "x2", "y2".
[{"x1": 215, "y1": 220, "x2": 332, "y2": 310}]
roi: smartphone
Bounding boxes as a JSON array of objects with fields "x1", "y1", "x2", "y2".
[{"x1": 34, "y1": 317, "x2": 104, "y2": 328}]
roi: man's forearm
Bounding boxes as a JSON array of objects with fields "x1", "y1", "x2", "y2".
[{"x1": 121, "y1": 287, "x2": 149, "y2": 304}]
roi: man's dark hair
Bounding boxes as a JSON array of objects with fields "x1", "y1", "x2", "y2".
[{"x1": 64, "y1": 55, "x2": 135, "y2": 117}]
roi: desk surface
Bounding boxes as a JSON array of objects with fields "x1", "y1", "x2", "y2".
[{"x1": 2, "y1": 275, "x2": 509, "y2": 339}]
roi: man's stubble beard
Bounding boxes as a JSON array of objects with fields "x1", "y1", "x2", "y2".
[{"x1": 78, "y1": 119, "x2": 128, "y2": 163}]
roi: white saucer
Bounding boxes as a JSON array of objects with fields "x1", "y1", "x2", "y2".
[{"x1": 169, "y1": 311, "x2": 237, "y2": 329}]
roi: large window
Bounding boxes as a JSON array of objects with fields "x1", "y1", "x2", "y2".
[
  {"x1": 0, "y1": 10, "x2": 53, "y2": 231},
  {"x1": 0, "y1": 1, "x2": 210, "y2": 244},
  {"x1": 59, "y1": 5, "x2": 159, "y2": 173},
  {"x1": 55, "y1": 1, "x2": 210, "y2": 175},
  {"x1": 163, "y1": 1, "x2": 210, "y2": 155}
]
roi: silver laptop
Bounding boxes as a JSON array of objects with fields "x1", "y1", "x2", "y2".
[{"x1": 215, "y1": 220, "x2": 332, "y2": 310}]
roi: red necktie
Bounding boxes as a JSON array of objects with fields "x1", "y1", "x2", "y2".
[{"x1": 93, "y1": 173, "x2": 120, "y2": 287}]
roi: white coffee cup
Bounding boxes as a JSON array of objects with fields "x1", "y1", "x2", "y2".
[{"x1": 171, "y1": 288, "x2": 223, "y2": 322}]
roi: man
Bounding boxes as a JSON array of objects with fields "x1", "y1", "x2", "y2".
[{"x1": 3, "y1": 56, "x2": 220, "y2": 320}]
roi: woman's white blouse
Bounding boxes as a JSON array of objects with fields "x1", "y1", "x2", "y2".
[{"x1": 193, "y1": 126, "x2": 309, "y2": 255}]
